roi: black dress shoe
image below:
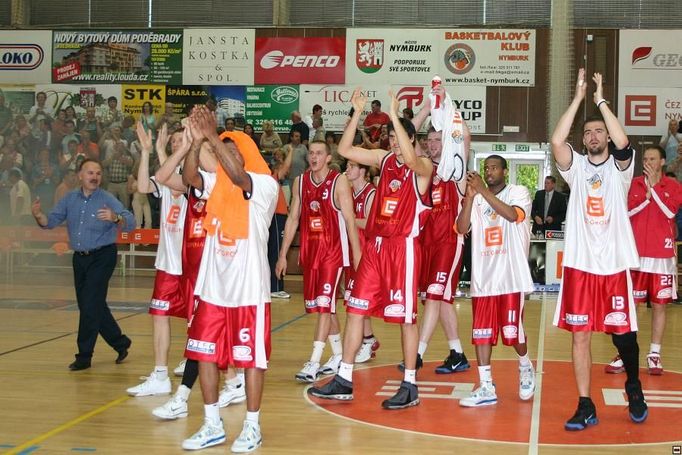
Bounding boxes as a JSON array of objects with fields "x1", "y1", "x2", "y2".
[
  {"x1": 69, "y1": 359, "x2": 91, "y2": 371},
  {"x1": 115, "y1": 338, "x2": 131, "y2": 364}
]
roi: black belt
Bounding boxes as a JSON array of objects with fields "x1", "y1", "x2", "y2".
[{"x1": 74, "y1": 244, "x2": 114, "y2": 256}]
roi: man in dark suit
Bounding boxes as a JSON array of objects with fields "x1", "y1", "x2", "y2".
[{"x1": 531, "y1": 175, "x2": 567, "y2": 234}]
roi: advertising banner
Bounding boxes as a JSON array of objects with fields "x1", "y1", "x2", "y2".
[
  {"x1": 300, "y1": 84, "x2": 486, "y2": 133},
  {"x1": 245, "y1": 85, "x2": 299, "y2": 133},
  {"x1": 34, "y1": 84, "x2": 122, "y2": 118},
  {"x1": 255, "y1": 37, "x2": 345, "y2": 85},
  {"x1": 0, "y1": 31, "x2": 53, "y2": 84},
  {"x1": 619, "y1": 30, "x2": 682, "y2": 89},
  {"x1": 121, "y1": 84, "x2": 166, "y2": 119},
  {"x1": 182, "y1": 29, "x2": 254, "y2": 85},
  {"x1": 618, "y1": 86, "x2": 682, "y2": 135},
  {"x1": 52, "y1": 30, "x2": 183, "y2": 84},
  {"x1": 0, "y1": 85, "x2": 35, "y2": 115},
  {"x1": 166, "y1": 85, "x2": 210, "y2": 118},
  {"x1": 210, "y1": 85, "x2": 246, "y2": 120}
]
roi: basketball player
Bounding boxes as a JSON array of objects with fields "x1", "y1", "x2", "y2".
[
  {"x1": 309, "y1": 89, "x2": 432, "y2": 410},
  {"x1": 181, "y1": 107, "x2": 276, "y2": 452},
  {"x1": 456, "y1": 156, "x2": 535, "y2": 406},
  {"x1": 275, "y1": 141, "x2": 362, "y2": 382},
  {"x1": 605, "y1": 145, "x2": 681, "y2": 375},
  {"x1": 551, "y1": 69, "x2": 647, "y2": 430}
]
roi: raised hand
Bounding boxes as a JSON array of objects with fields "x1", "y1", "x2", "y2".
[
  {"x1": 592, "y1": 72, "x2": 604, "y2": 105},
  {"x1": 574, "y1": 68, "x2": 587, "y2": 101},
  {"x1": 350, "y1": 88, "x2": 368, "y2": 113},
  {"x1": 192, "y1": 106, "x2": 218, "y2": 140},
  {"x1": 135, "y1": 121, "x2": 153, "y2": 152},
  {"x1": 466, "y1": 171, "x2": 485, "y2": 194},
  {"x1": 31, "y1": 197, "x2": 42, "y2": 217},
  {"x1": 388, "y1": 89, "x2": 400, "y2": 117},
  {"x1": 156, "y1": 123, "x2": 170, "y2": 155}
]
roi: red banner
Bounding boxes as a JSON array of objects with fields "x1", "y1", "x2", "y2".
[
  {"x1": 255, "y1": 37, "x2": 345, "y2": 84},
  {"x1": 0, "y1": 227, "x2": 159, "y2": 245}
]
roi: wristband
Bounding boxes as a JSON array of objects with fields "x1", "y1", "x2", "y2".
[{"x1": 596, "y1": 99, "x2": 608, "y2": 108}]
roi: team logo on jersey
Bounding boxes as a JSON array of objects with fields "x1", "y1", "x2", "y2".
[
  {"x1": 484, "y1": 226, "x2": 503, "y2": 247},
  {"x1": 604, "y1": 311, "x2": 628, "y2": 326},
  {"x1": 381, "y1": 197, "x2": 399, "y2": 216},
  {"x1": 389, "y1": 179, "x2": 402, "y2": 192},
  {"x1": 232, "y1": 345, "x2": 253, "y2": 361},
  {"x1": 316, "y1": 296, "x2": 331, "y2": 307},
  {"x1": 483, "y1": 206, "x2": 498, "y2": 220},
  {"x1": 193, "y1": 200, "x2": 206, "y2": 211},
  {"x1": 633, "y1": 290, "x2": 647, "y2": 299},
  {"x1": 384, "y1": 304, "x2": 406, "y2": 317},
  {"x1": 190, "y1": 218, "x2": 204, "y2": 238},
  {"x1": 309, "y1": 216, "x2": 324, "y2": 232},
  {"x1": 451, "y1": 129, "x2": 464, "y2": 144},
  {"x1": 186, "y1": 338, "x2": 216, "y2": 355},
  {"x1": 472, "y1": 328, "x2": 493, "y2": 339},
  {"x1": 566, "y1": 313, "x2": 589, "y2": 325},
  {"x1": 348, "y1": 296, "x2": 369, "y2": 310},
  {"x1": 149, "y1": 298, "x2": 170, "y2": 311},
  {"x1": 432, "y1": 175, "x2": 441, "y2": 185},
  {"x1": 587, "y1": 173, "x2": 602, "y2": 190},
  {"x1": 432, "y1": 187, "x2": 443, "y2": 205},
  {"x1": 166, "y1": 205, "x2": 181, "y2": 224},
  {"x1": 310, "y1": 200, "x2": 321, "y2": 212},
  {"x1": 657, "y1": 288, "x2": 673, "y2": 299},
  {"x1": 305, "y1": 299, "x2": 317, "y2": 309},
  {"x1": 356, "y1": 39, "x2": 384, "y2": 73},
  {"x1": 502, "y1": 325, "x2": 518, "y2": 339},
  {"x1": 427, "y1": 284, "x2": 445, "y2": 295},
  {"x1": 586, "y1": 196, "x2": 605, "y2": 217}
]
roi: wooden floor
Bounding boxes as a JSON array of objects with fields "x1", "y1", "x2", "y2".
[{"x1": 1, "y1": 267, "x2": 681, "y2": 454}]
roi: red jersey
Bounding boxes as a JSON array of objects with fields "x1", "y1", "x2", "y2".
[
  {"x1": 182, "y1": 189, "x2": 208, "y2": 272},
  {"x1": 353, "y1": 181, "x2": 376, "y2": 248},
  {"x1": 422, "y1": 166, "x2": 460, "y2": 245},
  {"x1": 298, "y1": 169, "x2": 350, "y2": 269},
  {"x1": 365, "y1": 153, "x2": 432, "y2": 239},
  {"x1": 628, "y1": 175, "x2": 682, "y2": 258}
]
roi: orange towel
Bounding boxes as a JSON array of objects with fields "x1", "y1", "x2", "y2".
[{"x1": 205, "y1": 131, "x2": 270, "y2": 240}]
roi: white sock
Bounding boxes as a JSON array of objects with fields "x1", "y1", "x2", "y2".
[
  {"x1": 227, "y1": 374, "x2": 242, "y2": 387},
  {"x1": 448, "y1": 339, "x2": 463, "y2": 353},
  {"x1": 310, "y1": 340, "x2": 325, "y2": 363},
  {"x1": 650, "y1": 343, "x2": 661, "y2": 354},
  {"x1": 236, "y1": 368, "x2": 245, "y2": 384},
  {"x1": 245, "y1": 410, "x2": 260, "y2": 425},
  {"x1": 204, "y1": 402, "x2": 220, "y2": 425},
  {"x1": 328, "y1": 333, "x2": 343, "y2": 356},
  {"x1": 338, "y1": 361, "x2": 354, "y2": 382},
  {"x1": 176, "y1": 384, "x2": 191, "y2": 401},
  {"x1": 154, "y1": 366, "x2": 168, "y2": 380},
  {"x1": 417, "y1": 341, "x2": 428, "y2": 357},
  {"x1": 518, "y1": 353, "x2": 532, "y2": 368},
  {"x1": 478, "y1": 365, "x2": 492, "y2": 384},
  {"x1": 404, "y1": 369, "x2": 417, "y2": 384}
]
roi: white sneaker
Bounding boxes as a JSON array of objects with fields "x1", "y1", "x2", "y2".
[
  {"x1": 219, "y1": 380, "x2": 247, "y2": 407},
  {"x1": 318, "y1": 354, "x2": 342, "y2": 376},
  {"x1": 152, "y1": 391, "x2": 188, "y2": 420},
  {"x1": 355, "y1": 342, "x2": 374, "y2": 363},
  {"x1": 295, "y1": 361, "x2": 320, "y2": 383},
  {"x1": 231, "y1": 420, "x2": 262, "y2": 453},
  {"x1": 459, "y1": 382, "x2": 498, "y2": 407},
  {"x1": 126, "y1": 372, "x2": 172, "y2": 397},
  {"x1": 182, "y1": 418, "x2": 226, "y2": 450},
  {"x1": 270, "y1": 290, "x2": 290, "y2": 299},
  {"x1": 519, "y1": 365, "x2": 535, "y2": 400},
  {"x1": 174, "y1": 359, "x2": 186, "y2": 377}
]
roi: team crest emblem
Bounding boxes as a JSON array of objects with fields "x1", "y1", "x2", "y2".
[
  {"x1": 444, "y1": 43, "x2": 475, "y2": 75},
  {"x1": 389, "y1": 179, "x2": 402, "y2": 192},
  {"x1": 451, "y1": 130, "x2": 464, "y2": 144},
  {"x1": 310, "y1": 201, "x2": 321, "y2": 212},
  {"x1": 433, "y1": 175, "x2": 441, "y2": 185},
  {"x1": 356, "y1": 39, "x2": 384, "y2": 74},
  {"x1": 587, "y1": 174, "x2": 602, "y2": 190},
  {"x1": 193, "y1": 200, "x2": 205, "y2": 211},
  {"x1": 484, "y1": 206, "x2": 498, "y2": 220}
]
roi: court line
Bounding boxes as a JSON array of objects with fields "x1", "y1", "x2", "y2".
[
  {"x1": 271, "y1": 312, "x2": 308, "y2": 333},
  {"x1": 527, "y1": 294, "x2": 548, "y2": 455},
  {"x1": 5, "y1": 396, "x2": 129, "y2": 455}
]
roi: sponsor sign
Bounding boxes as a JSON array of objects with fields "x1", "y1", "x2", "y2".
[
  {"x1": 619, "y1": 30, "x2": 682, "y2": 88},
  {"x1": 34, "y1": 84, "x2": 122, "y2": 118},
  {"x1": 300, "y1": 84, "x2": 486, "y2": 132},
  {"x1": 0, "y1": 30, "x2": 53, "y2": 83},
  {"x1": 544, "y1": 230, "x2": 564, "y2": 240},
  {"x1": 618, "y1": 86, "x2": 682, "y2": 135},
  {"x1": 210, "y1": 85, "x2": 246, "y2": 119},
  {"x1": 244, "y1": 85, "x2": 299, "y2": 133},
  {"x1": 52, "y1": 30, "x2": 183, "y2": 84},
  {"x1": 121, "y1": 84, "x2": 166, "y2": 119},
  {"x1": 566, "y1": 313, "x2": 589, "y2": 326},
  {"x1": 182, "y1": 29, "x2": 254, "y2": 85},
  {"x1": 165, "y1": 85, "x2": 210, "y2": 119},
  {"x1": 255, "y1": 37, "x2": 345, "y2": 85},
  {"x1": 0, "y1": 85, "x2": 35, "y2": 115}
]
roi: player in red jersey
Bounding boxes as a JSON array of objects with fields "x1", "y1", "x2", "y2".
[
  {"x1": 605, "y1": 145, "x2": 682, "y2": 376},
  {"x1": 309, "y1": 89, "x2": 433, "y2": 410},
  {"x1": 276, "y1": 141, "x2": 362, "y2": 383}
]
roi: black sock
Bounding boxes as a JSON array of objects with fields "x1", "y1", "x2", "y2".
[
  {"x1": 612, "y1": 332, "x2": 640, "y2": 385},
  {"x1": 364, "y1": 334, "x2": 374, "y2": 340},
  {"x1": 181, "y1": 359, "x2": 200, "y2": 389}
]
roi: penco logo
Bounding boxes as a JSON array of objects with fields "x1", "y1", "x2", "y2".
[
  {"x1": 0, "y1": 45, "x2": 44, "y2": 70},
  {"x1": 260, "y1": 50, "x2": 340, "y2": 70}
]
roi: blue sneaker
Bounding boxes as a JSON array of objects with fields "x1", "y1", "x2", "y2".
[
  {"x1": 435, "y1": 351, "x2": 470, "y2": 374},
  {"x1": 565, "y1": 398, "x2": 599, "y2": 431},
  {"x1": 626, "y1": 380, "x2": 648, "y2": 423}
]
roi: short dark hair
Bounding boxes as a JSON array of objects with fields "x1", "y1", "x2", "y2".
[
  {"x1": 313, "y1": 104, "x2": 323, "y2": 113},
  {"x1": 371, "y1": 100, "x2": 381, "y2": 107},
  {"x1": 309, "y1": 140, "x2": 331, "y2": 155},
  {"x1": 485, "y1": 154, "x2": 508, "y2": 169},
  {"x1": 645, "y1": 145, "x2": 666, "y2": 160},
  {"x1": 545, "y1": 175, "x2": 557, "y2": 183},
  {"x1": 582, "y1": 115, "x2": 606, "y2": 131},
  {"x1": 9, "y1": 168, "x2": 22, "y2": 180},
  {"x1": 107, "y1": 96, "x2": 117, "y2": 103},
  {"x1": 78, "y1": 158, "x2": 100, "y2": 172},
  {"x1": 402, "y1": 108, "x2": 414, "y2": 119},
  {"x1": 387, "y1": 117, "x2": 416, "y2": 141}
]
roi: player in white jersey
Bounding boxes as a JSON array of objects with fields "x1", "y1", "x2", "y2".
[
  {"x1": 456, "y1": 155, "x2": 535, "y2": 407},
  {"x1": 126, "y1": 123, "x2": 192, "y2": 397},
  {"x1": 181, "y1": 107, "x2": 277, "y2": 452},
  {"x1": 551, "y1": 69, "x2": 647, "y2": 430}
]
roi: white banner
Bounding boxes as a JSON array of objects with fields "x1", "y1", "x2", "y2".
[
  {"x1": 618, "y1": 86, "x2": 682, "y2": 135},
  {"x1": 0, "y1": 31, "x2": 53, "y2": 84},
  {"x1": 300, "y1": 84, "x2": 486, "y2": 133},
  {"x1": 182, "y1": 29, "x2": 254, "y2": 85},
  {"x1": 619, "y1": 30, "x2": 682, "y2": 88},
  {"x1": 346, "y1": 28, "x2": 535, "y2": 87},
  {"x1": 35, "y1": 84, "x2": 122, "y2": 119}
]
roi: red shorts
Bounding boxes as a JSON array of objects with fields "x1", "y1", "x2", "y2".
[
  {"x1": 346, "y1": 237, "x2": 421, "y2": 324},
  {"x1": 631, "y1": 270, "x2": 674, "y2": 305},
  {"x1": 185, "y1": 299, "x2": 271, "y2": 370},
  {"x1": 343, "y1": 266, "x2": 354, "y2": 301},
  {"x1": 471, "y1": 293, "x2": 526, "y2": 346},
  {"x1": 149, "y1": 270, "x2": 190, "y2": 319},
  {"x1": 420, "y1": 242, "x2": 463, "y2": 304},
  {"x1": 303, "y1": 266, "x2": 343, "y2": 314},
  {"x1": 554, "y1": 267, "x2": 637, "y2": 334}
]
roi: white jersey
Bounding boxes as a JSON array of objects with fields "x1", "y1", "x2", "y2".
[
  {"x1": 194, "y1": 170, "x2": 278, "y2": 308},
  {"x1": 469, "y1": 184, "x2": 534, "y2": 297},
  {"x1": 151, "y1": 177, "x2": 186, "y2": 275},
  {"x1": 558, "y1": 147, "x2": 639, "y2": 274}
]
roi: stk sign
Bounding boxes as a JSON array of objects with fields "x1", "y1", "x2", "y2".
[{"x1": 255, "y1": 37, "x2": 345, "y2": 85}]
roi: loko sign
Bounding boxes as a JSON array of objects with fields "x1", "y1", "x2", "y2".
[
  {"x1": 0, "y1": 31, "x2": 52, "y2": 83},
  {"x1": 255, "y1": 37, "x2": 345, "y2": 85}
]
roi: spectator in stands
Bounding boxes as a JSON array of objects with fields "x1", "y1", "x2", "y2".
[
  {"x1": 326, "y1": 132, "x2": 344, "y2": 172},
  {"x1": 531, "y1": 175, "x2": 567, "y2": 234},
  {"x1": 77, "y1": 130, "x2": 100, "y2": 161},
  {"x1": 59, "y1": 139, "x2": 84, "y2": 173},
  {"x1": 102, "y1": 141, "x2": 134, "y2": 207},
  {"x1": 666, "y1": 142, "x2": 682, "y2": 182},
  {"x1": 158, "y1": 102, "x2": 178, "y2": 131},
  {"x1": 244, "y1": 123, "x2": 257, "y2": 143},
  {"x1": 0, "y1": 92, "x2": 13, "y2": 137},
  {"x1": 660, "y1": 119, "x2": 682, "y2": 165},
  {"x1": 290, "y1": 111, "x2": 310, "y2": 146},
  {"x1": 33, "y1": 116, "x2": 52, "y2": 151},
  {"x1": 64, "y1": 106, "x2": 78, "y2": 124},
  {"x1": 61, "y1": 120, "x2": 80, "y2": 154},
  {"x1": 0, "y1": 137, "x2": 24, "y2": 170},
  {"x1": 402, "y1": 107, "x2": 414, "y2": 121},
  {"x1": 311, "y1": 117, "x2": 325, "y2": 142},
  {"x1": 140, "y1": 101, "x2": 157, "y2": 138},
  {"x1": 31, "y1": 148, "x2": 58, "y2": 212},
  {"x1": 260, "y1": 120, "x2": 282, "y2": 155},
  {"x1": 78, "y1": 107, "x2": 102, "y2": 142},
  {"x1": 307, "y1": 104, "x2": 324, "y2": 142},
  {"x1": 224, "y1": 117, "x2": 236, "y2": 132},
  {"x1": 51, "y1": 109, "x2": 67, "y2": 153},
  {"x1": 101, "y1": 96, "x2": 123, "y2": 127},
  {"x1": 287, "y1": 130, "x2": 308, "y2": 181},
  {"x1": 363, "y1": 99, "x2": 390, "y2": 141},
  {"x1": 99, "y1": 125, "x2": 129, "y2": 162},
  {"x1": 54, "y1": 168, "x2": 77, "y2": 205},
  {"x1": 29, "y1": 91, "x2": 54, "y2": 125},
  {"x1": 205, "y1": 97, "x2": 228, "y2": 128},
  {"x1": 360, "y1": 124, "x2": 389, "y2": 151},
  {"x1": 9, "y1": 168, "x2": 32, "y2": 224}
]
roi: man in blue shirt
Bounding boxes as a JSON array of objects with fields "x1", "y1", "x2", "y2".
[{"x1": 32, "y1": 159, "x2": 135, "y2": 370}]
